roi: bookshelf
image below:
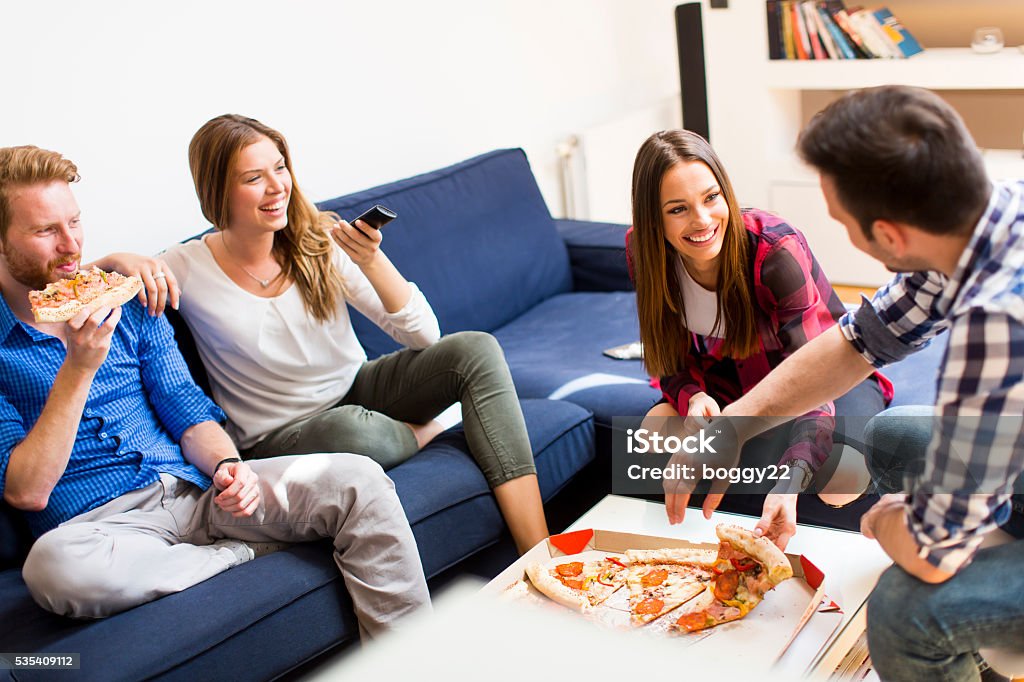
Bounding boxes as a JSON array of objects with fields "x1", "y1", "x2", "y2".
[
  {"x1": 698, "y1": 2, "x2": 1024, "y2": 286},
  {"x1": 764, "y1": 47, "x2": 1024, "y2": 90}
]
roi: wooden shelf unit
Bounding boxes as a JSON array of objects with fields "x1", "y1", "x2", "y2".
[{"x1": 700, "y1": 2, "x2": 1024, "y2": 286}]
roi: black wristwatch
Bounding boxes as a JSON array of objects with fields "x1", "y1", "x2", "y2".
[{"x1": 214, "y1": 457, "x2": 242, "y2": 475}]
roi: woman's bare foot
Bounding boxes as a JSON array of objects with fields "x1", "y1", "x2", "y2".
[{"x1": 406, "y1": 420, "x2": 445, "y2": 450}]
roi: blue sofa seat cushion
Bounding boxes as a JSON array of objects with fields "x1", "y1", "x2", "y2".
[
  {"x1": 493, "y1": 291, "x2": 660, "y2": 428},
  {"x1": 317, "y1": 149, "x2": 573, "y2": 359},
  {"x1": 0, "y1": 399, "x2": 593, "y2": 680}
]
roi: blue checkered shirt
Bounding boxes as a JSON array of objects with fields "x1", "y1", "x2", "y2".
[
  {"x1": 840, "y1": 179, "x2": 1024, "y2": 573},
  {"x1": 0, "y1": 296, "x2": 225, "y2": 537}
]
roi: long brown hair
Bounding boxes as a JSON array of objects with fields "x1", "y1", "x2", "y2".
[
  {"x1": 188, "y1": 114, "x2": 344, "y2": 322},
  {"x1": 631, "y1": 130, "x2": 758, "y2": 378}
]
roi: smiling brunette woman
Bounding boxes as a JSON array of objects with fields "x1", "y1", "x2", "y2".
[
  {"x1": 628, "y1": 130, "x2": 892, "y2": 535},
  {"x1": 110, "y1": 115, "x2": 548, "y2": 553}
]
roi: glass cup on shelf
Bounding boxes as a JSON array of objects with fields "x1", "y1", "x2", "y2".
[{"x1": 971, "y1": 27, "x2": 1004, "y2": 54}]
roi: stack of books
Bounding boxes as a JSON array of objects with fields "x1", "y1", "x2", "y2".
[{"x1": 766, "y1": 1, "x2": 924, "y2": 60}]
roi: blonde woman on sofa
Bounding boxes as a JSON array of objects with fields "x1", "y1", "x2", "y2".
[
  {"x1": 628, "y1": 130, "x2": 892, "y2": 542},
  {"x1": 109, "y1": 114, "x2": 547, "y2": 554}
]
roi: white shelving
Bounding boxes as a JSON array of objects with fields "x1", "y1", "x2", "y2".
[
  {"x1": 764, "y1": 47, "x2": 1024, "y2": 91},
  {"x1": 700, "y1": 2, "x2": 1024, "y2": 286}
]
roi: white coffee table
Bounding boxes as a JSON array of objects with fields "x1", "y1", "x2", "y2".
[{"x1": 566, "y1": 494, "x2": 892, "y2": 678}]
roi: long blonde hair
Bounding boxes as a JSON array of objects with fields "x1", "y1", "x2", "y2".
[
  {"x1": 188, "y1": 114, "x2": 344, "y2": 322},
  {"x1": 631, "y1": 130, "x2": 758, "y2": 378}
]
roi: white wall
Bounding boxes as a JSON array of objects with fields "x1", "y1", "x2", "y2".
[{"x1": 1, "y1": 0, "x2": 684, "y2": 260}]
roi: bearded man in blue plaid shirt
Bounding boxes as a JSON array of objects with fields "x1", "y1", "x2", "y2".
[
  {"x1": 0, "y1": 146, "x2": 429, "y2": 633},
  {"x1": 667, "y1": 86, "x2": 1023, "y2": 680}
]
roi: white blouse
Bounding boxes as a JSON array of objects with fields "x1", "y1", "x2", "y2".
[
  {"x1": 160, "y1": 236, "x2": 441, "y2": 449},
  {"x1": 675, "y1": 256, "x2": 725, "y2": 338}
]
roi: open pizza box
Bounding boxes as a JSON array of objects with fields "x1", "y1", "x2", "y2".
[{"x1": 482, "y1": 528, "x2": 845, "y2": 677}]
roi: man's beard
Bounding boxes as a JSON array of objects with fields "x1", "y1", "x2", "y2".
[{"x1": 3, "y1": 248, "x2": 80, "y2": 290}]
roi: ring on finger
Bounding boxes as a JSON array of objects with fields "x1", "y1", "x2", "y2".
[{"x1": 153, "y1": 271, "x2": 167, "y2": 280}]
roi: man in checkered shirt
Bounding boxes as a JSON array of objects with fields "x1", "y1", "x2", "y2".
[{"x1": 675, "y1": 86, "x2": 1023, "y2": 680}]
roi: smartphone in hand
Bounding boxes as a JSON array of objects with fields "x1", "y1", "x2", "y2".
[{"x1": 351, "y1": 204, "x2": 397, "y2": 236}]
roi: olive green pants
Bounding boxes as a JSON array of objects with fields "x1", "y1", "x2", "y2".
[{"x1": 246, "y1": 331, "x2": 536, "y2": 488}]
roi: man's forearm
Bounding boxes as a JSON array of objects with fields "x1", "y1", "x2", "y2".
[
  {"x1": 871, "y1": 504, "x2": 954, "y2": 584},
  {"x1": 179, "y1": 421, "x2": 240, "y2": 477},
  {"x1": 4, "y1": 364, "x2": 95, "y2": 510},
  {"x1": 724, "y1": 326, "x2": 874, "y2": 439}
]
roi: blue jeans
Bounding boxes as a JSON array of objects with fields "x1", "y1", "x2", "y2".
[
  {"x1": 864, "y1": 406, "x2": 1024, "y2": 680},
  {"x1": 867, "y1": 541, "x2": 1024, "y2": 681}
]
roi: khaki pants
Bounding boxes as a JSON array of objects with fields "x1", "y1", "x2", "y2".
[{"x1": 21, "y1": 453, "x2": 430, "y2": 637}]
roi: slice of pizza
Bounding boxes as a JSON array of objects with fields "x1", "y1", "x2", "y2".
[
  {"x1": 670, "y1": 524, "x2": 794, "y2": 633},
  {"x1": 525, "y1": 555, "x2": 629, "y2": 612},
  {"x1": 28, "y1": 266, "x2": 143, "y2": 323},
  {"x1": 624, "y1": 548, "x2": 716, "y2": 626}
]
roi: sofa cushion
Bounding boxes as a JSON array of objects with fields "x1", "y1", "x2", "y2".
[
  {"x1": 555, "y1": 219, "x2": 633, "y2": 293},
  {"x1": 492, "y1": 291, "x2": 660, "y2": 428},
  {"x1": 390, "y1": 397, "x2": 593, "y2": 576},
  {"x1": 0, "y1": 398, "x2": 592, "y2": 680},
  {"x1": 881, "y1": 332, "x2": 947, "y2": 408},
  {"x1": 317, "y1": 149, "x2": 573, "y2": 358}
]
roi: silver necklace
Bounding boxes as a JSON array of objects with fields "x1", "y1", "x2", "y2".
[{"x1": 221, "y1": 233, "x2": 277, "y2": 288}]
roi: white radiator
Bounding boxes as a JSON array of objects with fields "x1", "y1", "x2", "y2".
[{"x1": 557, "y1": 96, "x2": 683, "y2": 223}]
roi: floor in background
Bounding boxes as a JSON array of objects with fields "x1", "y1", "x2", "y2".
[{"x1": 834, "y1": 284, "x2": 879, "y2": 305}]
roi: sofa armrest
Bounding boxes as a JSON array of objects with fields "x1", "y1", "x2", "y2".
[{"x1": 555, "y1": 219, "x2": 632, "y2": 292}]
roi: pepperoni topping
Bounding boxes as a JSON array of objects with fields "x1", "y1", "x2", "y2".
[
  {"x1": 635, "y1": 598, "x2": 665, "y2": 615},
  {"x1": 556, "y1": 562, "x2": 584, "y2": 577},
  {"x1": 641, "y1": 568, "x2": 669, "y2": 587},
  {"x1": 714, "y1": 570, "x2": 740, "y2": 601},
  {"x1": 676, "y1": 611, "x2": 710, "y2": 632},
  {"x1": 560, "y1": 577, "x2": 585, "y2": 590}
]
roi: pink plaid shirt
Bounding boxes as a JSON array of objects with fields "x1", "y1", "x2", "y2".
[{"x1": 629, "y1": 208, "x2": 893, "y2": 470}]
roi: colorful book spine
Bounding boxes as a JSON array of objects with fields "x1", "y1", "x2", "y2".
[
  {"x1": 827, "y1": 4, "x2": 872, "y2": 58},
  {"x1": 781, "y1": 1, "x2": 797, "y2": 59},
  {"x1": 801, "y1": 1, "x2": 827, "y2": 59},
  {"x1": 850, "y1": 8, "x2": 898, "y2": 58},
  {"x1": 766, "y1": 0, "x2": 785, "y2": 59},
  {"x1": 809, "y1": 2, "x2": 841, "y2": 59},
  {"x1": 817, "y1": 5, "x2": 856, "y2": 59},
  {"x1": 873, "y1": 7, "x2": 924, "y2": 57},
  {"x1": 792, "y1": 0, "x2": 811, "y2": 59}
]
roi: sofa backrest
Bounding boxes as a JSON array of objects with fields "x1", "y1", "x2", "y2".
[{"x1": 317, "y1": 148, "x2": 572, "y2": 358}]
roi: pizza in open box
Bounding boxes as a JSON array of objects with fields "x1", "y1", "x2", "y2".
[
  {"x1": 525, "y1": 556, "x2": 629, "y2": 612},
  {"x1": 28, "y1": 267, "x2": 142, "y2": 323},
  {"x1": 623, "y1": 547, "x2": 716, "y2": 626},
  {"x1": 670, "y1": 524, "x2": 793, "y2": 633}
]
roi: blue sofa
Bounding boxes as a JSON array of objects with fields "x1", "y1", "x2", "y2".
[
  {"x1": 0, "y1": 149, "x2": 648, "y2": 681},
  {"x1": 0, "y1": 148, "x2": 947, "y2": 680}
]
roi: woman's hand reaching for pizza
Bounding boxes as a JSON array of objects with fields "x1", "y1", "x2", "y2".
[
  {"x1": 754, "y1": 493, "x2": 798, "y2": 550},
  {"x1": 90, "y1": 252, "x2": 180, "y2": 317},
  {"x1": 330, "y1": 220, "x2": 383, "y2": 268},
  {"x1": 65, "y1": 303, "x2": 122, "y2": 375},
  {"x1": 213, "y1": 460, "x2": 261, "y2": 518},
  {"x1": 687, "y1": 392, "x2": 721, "y2": 420}
]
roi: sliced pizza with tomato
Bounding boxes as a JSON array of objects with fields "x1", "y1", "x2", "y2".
[
  {"x1": 670, "y1": 524, "x2": 793, "y2": 633},
  {"x1": 28, "y1": 266, "x2": 142, "y2": 323},
  {"x1": 525, "y1": 555, "x2": 630, "y2": 612},
  {"x1": 623, "y1": 548, "x2": 716, "y2": 626}
]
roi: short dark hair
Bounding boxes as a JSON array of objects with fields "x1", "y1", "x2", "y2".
[{"x1": 797, "y1": 85, "x2": 990, "y2": 238}]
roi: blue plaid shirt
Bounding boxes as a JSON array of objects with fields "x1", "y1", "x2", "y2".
[
  {"x1": 0, "y1": 296, "x2": 225, "y2": 537},
  {"x1": 840, "y1": 179, "x2": 1024, "y2": 573}
]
